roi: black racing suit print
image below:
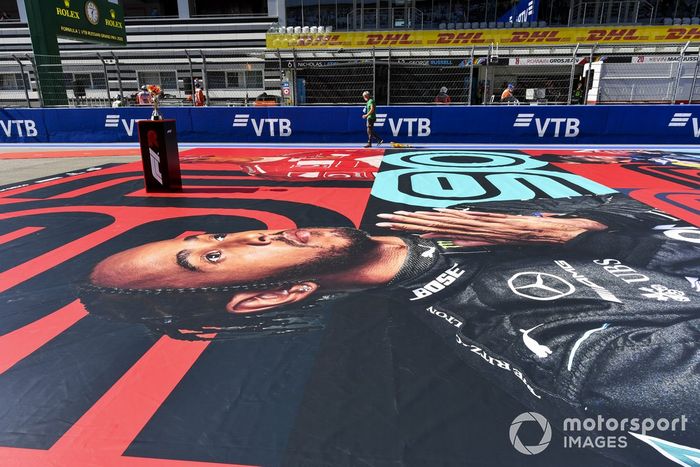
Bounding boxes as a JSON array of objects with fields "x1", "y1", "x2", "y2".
[{"x1": 377, "y1": 194, "x2": 700, "y2": 464}]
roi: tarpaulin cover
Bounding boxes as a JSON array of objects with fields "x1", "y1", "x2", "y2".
[{"x1": 0, "y1": 146, "x2": 698, "y2": 467}]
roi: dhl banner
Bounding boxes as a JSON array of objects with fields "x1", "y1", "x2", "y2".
[{"x1": 267, "y1": 25, "x2": 700, "y2": 49}]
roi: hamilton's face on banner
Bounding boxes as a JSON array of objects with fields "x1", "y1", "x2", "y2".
[{"x1": 90, "y1": 227, "x2": 373, "y2": 289}]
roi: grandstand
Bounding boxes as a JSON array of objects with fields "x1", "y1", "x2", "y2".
[{"x1": 1, "y1": 0, "x2": 700, "y2": 107}]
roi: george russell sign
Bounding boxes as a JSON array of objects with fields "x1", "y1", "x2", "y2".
[{"x1": 1, "y1": 105, "x2": 700, "y2": 145}]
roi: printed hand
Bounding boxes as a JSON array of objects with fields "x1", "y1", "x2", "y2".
[
  {"x1": 376, "y1": 208, "x2": 607, "y2": 245},
  {"x1": 362, "y1": 114, "x2": 368, "y2": 119}
]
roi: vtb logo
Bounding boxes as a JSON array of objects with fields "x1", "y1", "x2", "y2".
[
  {"x1": 668, "y1": 112, "x2": 700, "y2": 137},
  {"x1": 513, "y1": 113, "x2": 580, "y2": 138},
  {"x1": 104, "y1": 114, "x2": 143, "y2": 137},
  {"x1": 0, "y1": 119, "x2": 38, "y2": 137},
  {"x1": 232, "y1": 114, "x2": 292, "y2": 137},
  {"x1": 375, "y1": 114, "x2": 431, "y2": 137}
]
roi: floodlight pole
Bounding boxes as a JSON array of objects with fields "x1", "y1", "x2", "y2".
[
  {"x1": 467, "y1": 46, "x2": 474, "y2": 106},
  {"x1": 200, "y1": 50, "x2": 209, "y2": 106},
  {"x1": 110, "y1": 52, "x2": 124, "y2": 104},
  {"x1": 672, "y1": 41, "x2": 690, "y2": 104},
  {"x1": 12, "y1": 55, "x2": 31, "y2": 107},
  {"x1": 689, "y1": 47, "x2": 700, "y2": 104},
  {"x1": 184, "y1": 50, "x2": 196, "y2": 106},
  {"x1": 567, "y1": 43, "x2": 580, "y2": 105},
  {"x1": 97, "y1": 53, "x2": 111, "y2": 102}
]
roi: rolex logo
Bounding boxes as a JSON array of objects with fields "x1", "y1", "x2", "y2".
[
  {"x1": 64, "y1": 0, "x2": 70, "y2": 7},
  {"x1": 110, "y1": 9, "x2": 115, "y2": 18}
]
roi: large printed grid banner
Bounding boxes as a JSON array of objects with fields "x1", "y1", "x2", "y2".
[
  {"x1": 267, "y1": 25, "x2": 700, "y2": 49},
  {"x1": 2, "y1": 105, "x2": 700, "y2": 144},
  {"x1": 0, "y1": 146, "x2": 698, "y2": 466}
]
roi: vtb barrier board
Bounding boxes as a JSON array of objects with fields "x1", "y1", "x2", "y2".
[{"x1": 1, "y1": 105, "x2": 700, "y2": 145}]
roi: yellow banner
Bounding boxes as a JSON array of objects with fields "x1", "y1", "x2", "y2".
[{"x1": 267, "y1": 25, "x2": 700, "y2": 49}]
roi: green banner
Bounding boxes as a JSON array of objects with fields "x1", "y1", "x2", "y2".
[
  {"x1": 25, "y1": 0, "x2": 126, "y2": 106},
  {"x1": 53, "y1": 0, "x2": 126, "y2": 46}
]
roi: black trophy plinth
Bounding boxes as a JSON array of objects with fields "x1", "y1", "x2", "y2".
[{"x1": 137, "y1": 119, "x2": 182, "y2": 192}]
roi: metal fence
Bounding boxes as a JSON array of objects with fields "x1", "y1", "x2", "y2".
[
  {"x1": 2, "y1": 43, "x2": 700, "y2": 107},
  {"x1": 0, "y1": 49, "x2": 270, "y2": 108},
  {"x1": 279, "y1": 43, "x2": 700, "y2": 106}
]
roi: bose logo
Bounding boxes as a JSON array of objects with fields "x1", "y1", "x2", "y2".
[
  {"x1": 1, "y1": 120, "x2": 38, "y2": 137},
  {"x1": 409, "y1": 264, "x2": 465, "y2": 300},
  {"x1": 232, "y1": 114, "x2": 292, "y2": 137},
  {"x1": 104, "y1": 114, "x2": 143, "y2": 137},
  {"x1": 375, "y1": 113, "x2": 431, "y2": 137},
  {"x1": 668, "y1": 113, "x2": 700, "y2": 137},
  {"x1": 513, "y1": 113, "x2": 580, "y2": 138}
]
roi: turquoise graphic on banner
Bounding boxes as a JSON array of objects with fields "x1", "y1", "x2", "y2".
[{"x1": 372, "y1": 151, "x2": 616, "y2": 207}]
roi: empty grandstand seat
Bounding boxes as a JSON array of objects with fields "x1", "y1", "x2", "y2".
[
  {"x1": 286, "y1": 26, "x2": 294, "y2": 34},
  {"x1": 310, "y1": 26, "x2": 318, "y2": 33},
  {"x1": 447, "y1": 22, "x2": 455, "y2": 29},
  {"x1": 538, "y1": 20, "x2": 547, "y2": 27},
  {"x1": 479, "y1": 21, "x2": 488, "y2": 28},
  {"x1": 326, "y1": 25, "x2": 333, "y2": 32},
  {"x1": 513, "y1": 21, "x2": 522, "y2": 27},
  {"x1": 294, "y1": 26, "x2": 302, "y2": 34},
  {"x1": 663, "y1": 17, "x2": 673, "y2": 25},
  {"x1": 505, "y1": 22, "x2": 513, "y2": 28},
  {"x1": 488, "y1": 21, "x2": 496, "y2": 28},
  {"x1": 472, "y1": 21, "x2": 480, "y2": 28},
  {"x1": 692, "y1": 17, "x2": 700, "y2": 24},
  {"x1": 456, "y1": 22, "x2": 464, "y2": 29},
  {"x1": 682, "y1": 17, "x2": 691, "y2": 24},
  {"x1": 302, "y1": 26, "x2": 310, "y2": 33},
  {"x1": 439, "y1": 22, "x2": 447, "y2": 29},
  {"x1": 673, "y1": 18, "x2": 682, "y2": 25},
  {"x1": 496, "y1": 22, "x2": 504, "y2": 28}
]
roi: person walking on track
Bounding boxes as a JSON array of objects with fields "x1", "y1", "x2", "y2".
[{"x1": 362, "y1": 91, "x2": 383, "y2": 148}]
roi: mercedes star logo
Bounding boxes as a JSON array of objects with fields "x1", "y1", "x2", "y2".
[{"x1": 508, "y1": 272, "x2": 575, "y2": 301}]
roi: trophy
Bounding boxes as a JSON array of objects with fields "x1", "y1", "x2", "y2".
[{"x1": 146, "y1": 84, "x2": 163, "y2": 120}]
